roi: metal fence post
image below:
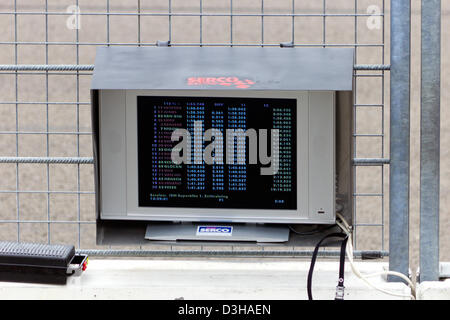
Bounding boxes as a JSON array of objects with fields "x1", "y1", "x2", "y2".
[
  {"x1": 389, "y1": 0, "x2": 411, "y2": 281},
  {"x1": 420, "y1": 0, "x2": 441, "y2": 282}
]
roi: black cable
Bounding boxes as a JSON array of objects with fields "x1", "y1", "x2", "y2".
[
  {"x1": 335, "y1": 236, "x2": 349, "y2": 300},
  {"x1": 307, "y1": 232, "x2": 348, "y2": 300},
  {"x1": 288, "y1": 224, "x2": 337, "y2": 236}
]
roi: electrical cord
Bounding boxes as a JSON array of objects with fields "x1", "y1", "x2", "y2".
[
  {"x1": 307, "y1": 232, "x2": 348, "y2": 300},
  {"x1": 335, "y1": 213, "x2": 416, "y2": 300},
  {"x1": 306, "y1": 213, "x2": 415, "y2": 300}
]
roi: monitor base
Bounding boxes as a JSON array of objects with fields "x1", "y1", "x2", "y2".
[{"x1": 145, "y1": 222, "x2": 289, "y2": 243}]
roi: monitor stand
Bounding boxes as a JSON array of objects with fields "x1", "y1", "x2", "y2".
[{"x1": 145, "y1": 222, "x2": 289, "y2": 243}]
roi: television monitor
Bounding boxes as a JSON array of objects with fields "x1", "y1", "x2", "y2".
[
  {"x1": 91, "y1": 47, "x2": 354, "y2": 243},
  {"x1": 97, "y1": 90, "x2": 335, "y2": 224}
]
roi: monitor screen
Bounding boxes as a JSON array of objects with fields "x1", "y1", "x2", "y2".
[{"x1": 137, "y1": 96, "x2": 297, "y2": 210}]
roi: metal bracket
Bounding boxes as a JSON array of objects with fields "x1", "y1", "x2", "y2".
[
  {"x1": 156, "y1": 40, "x2": 171, "y2": 47},
  {"x1": 279, "y1": 41, "x2": 294, "y2": 48}
]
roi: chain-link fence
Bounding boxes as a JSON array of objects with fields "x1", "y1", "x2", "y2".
[{"x1": 0, "y1": 0, "x2": 390, "y2": 257}]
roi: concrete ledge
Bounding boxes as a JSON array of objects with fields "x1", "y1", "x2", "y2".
[
  {"x1": 417, "y1": 279, "x2": 450, "y2": 300},
  {"x1": 439, "y1": 262, "x2": 450, "y2": 278},
  {"x1": 0, "y1": 259, "x2": 411, "y2": 300}
]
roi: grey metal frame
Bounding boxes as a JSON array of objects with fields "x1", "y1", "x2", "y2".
[
  {"x1": 389, "y1": 0, "x2": 411, "y2": 281},
  {"x1": 0, "y1": 1, "x2": 427, "y2": 270},
  {"x1": 420, "y1": 0, "x2": 441, "y2": 282}
]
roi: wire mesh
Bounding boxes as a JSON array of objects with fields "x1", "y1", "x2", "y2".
[{"x1": 0, "y1": 0, "x2": 388, "y2": 256}]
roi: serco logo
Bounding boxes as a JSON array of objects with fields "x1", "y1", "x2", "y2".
[
  {"x1": 187, "y1": 77, "x2": 255, "y2": 89},
  {"x1": 196, "y1": 226, "x2": 233, "y2": 236}
]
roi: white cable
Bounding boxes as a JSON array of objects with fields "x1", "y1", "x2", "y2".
[
  {"x1": 336, "y1": 213, "x2": 350, "y2": 230},
  {"x1": 336, "y1": 213, "x2": 415, "y2": 300}
]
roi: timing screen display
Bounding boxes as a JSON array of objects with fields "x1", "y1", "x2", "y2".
[{"x1": 137, "y1": 96, "x2": 297, "y2": 209}]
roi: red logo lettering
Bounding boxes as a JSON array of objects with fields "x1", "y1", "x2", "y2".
[
  {"x1": 186, "y1": 76, "x2": 255, "y2": 89},
  {"x1": 187, "y1": 77, "x2": 203, "y2": 86}
]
